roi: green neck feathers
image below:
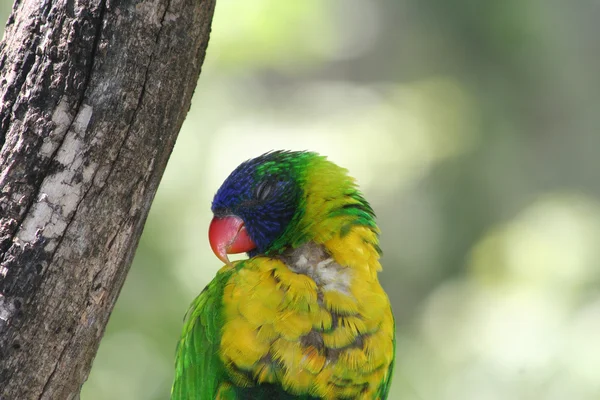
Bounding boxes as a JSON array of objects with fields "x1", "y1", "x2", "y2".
[{"x1": 264, "y1": 153, "x2": 380, "y2": 255}]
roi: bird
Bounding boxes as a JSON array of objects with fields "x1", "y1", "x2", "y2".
[{"x1": 171, "y1": 150, "x2": 395, "y2": 400}]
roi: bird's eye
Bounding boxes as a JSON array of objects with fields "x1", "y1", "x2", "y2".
[{"x1": 255, "y1": 180, "x2": 275, "y2": 201}]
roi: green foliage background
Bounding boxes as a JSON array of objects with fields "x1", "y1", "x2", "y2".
[{"x1": 2, "y1": 1, "x2": 600, "y2": 399}]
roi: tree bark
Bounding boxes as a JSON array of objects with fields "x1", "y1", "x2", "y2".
[{"x1": 0, "y1": 0, "x2": 215, "y2": 398}]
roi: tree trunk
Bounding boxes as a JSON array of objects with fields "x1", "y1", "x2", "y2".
[{"x1": 0, "y1": 0, "x2": 215, "y2": 398}]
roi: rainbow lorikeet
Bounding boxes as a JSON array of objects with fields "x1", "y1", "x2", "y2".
[{"x1": 171, "y1": 151, "x2": 395, "y2": 400}]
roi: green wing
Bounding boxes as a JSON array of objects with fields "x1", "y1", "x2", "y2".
[{"x1": 171, "y1": 269, "x2": 232, "y2": 400}]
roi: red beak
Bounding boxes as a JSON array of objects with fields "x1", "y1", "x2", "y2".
[{"x1": 208, "y1": 216, "x2": 257, "y2": 265}]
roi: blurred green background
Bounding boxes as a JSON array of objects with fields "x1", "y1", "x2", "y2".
[{"x1": 3, "y1": 1, "x2": 600, "y2": 399}]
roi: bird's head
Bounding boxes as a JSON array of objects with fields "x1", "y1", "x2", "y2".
[
  {"x1": 209, "y1": 150, "x2": 376, "y2": 265},
  {"x1": 209, "y1": 151, "x2": 311, "y2": 265}
]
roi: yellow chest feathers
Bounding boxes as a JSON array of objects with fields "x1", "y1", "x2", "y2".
[{"x1": 219, "y1": 227, "x2": 394, "y2": 399}]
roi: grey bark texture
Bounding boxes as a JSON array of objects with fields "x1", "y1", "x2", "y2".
[{"x1": 0, "y1": 0, "x2": 215, "y2": 398}]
